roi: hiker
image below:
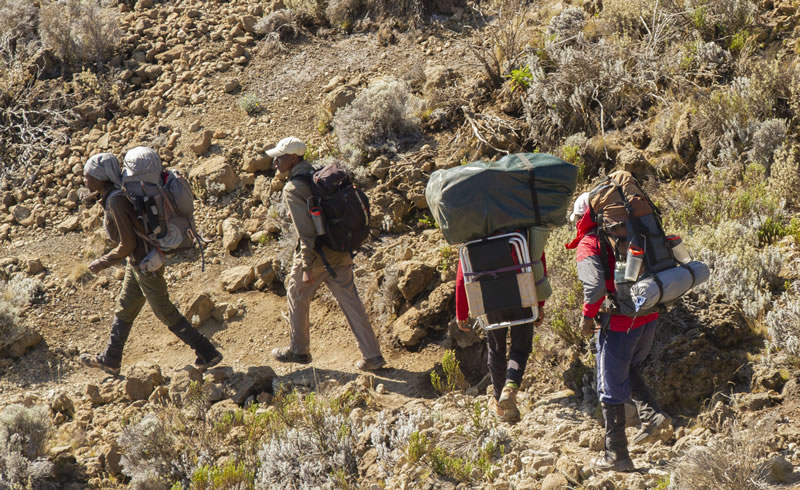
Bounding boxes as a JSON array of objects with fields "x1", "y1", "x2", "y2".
[
  {"x1": 567, "y1": 191, "x2": 672, "y2": 472},
  {"x1": 79, "y1": 151, "x2": 222, "y2": 376},
  {"x1": 268, "y1": 137, "x2": 385, "y2": 371},
  {"x1": 455, "y1": 233, "x2": 548, "y2": 423}
]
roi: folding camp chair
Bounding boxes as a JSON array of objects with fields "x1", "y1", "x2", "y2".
[{"x1": 459, "y1": 232, "x2": 539, "y2": 331}]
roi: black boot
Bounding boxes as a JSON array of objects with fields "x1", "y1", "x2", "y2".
[
  {"x1": 102, "y1": 317, "x2": 133, "y2": 369},
  {"x1": 594, "y1": 403, "x2": 635, "y2": 472},
  {"x1": 168, "y1": 316, "x2": 221, "y2": 368},
  {"x1": 631, "y1": 367, "x2": 672, "y2": 445}
]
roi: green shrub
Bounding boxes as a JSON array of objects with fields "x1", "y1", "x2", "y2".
[
  {"x1": 429, "y1": 447, "x2": 473, "y2": 482},
  {"x1": 430, "y1": 350, "x2": 468, "y2": 394},
  {"x1": 406, "y1": 431, "x2": 429, "y2": 463},
  {"x1": 191, "y1": 461, "x2": 255, "y2": 490}
]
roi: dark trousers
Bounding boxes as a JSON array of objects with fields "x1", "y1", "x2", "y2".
[
  {"x1": 596, "y1": 320, "x2": 657, "y2": 406},
  {"x1": 486, "y1": 307, "x2": 534, "y2": 400}
]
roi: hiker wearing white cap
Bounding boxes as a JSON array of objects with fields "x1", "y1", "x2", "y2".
[{"x1": 268, "y1": 137, "x2": 385, "y2": 371}]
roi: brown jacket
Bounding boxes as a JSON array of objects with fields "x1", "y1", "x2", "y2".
[
  {"x1": 283, "y1": 161, "x2": 352, "y2": 273},
  {"x1": 95, "y1": 189, "x2": 148, "y2": 270}
]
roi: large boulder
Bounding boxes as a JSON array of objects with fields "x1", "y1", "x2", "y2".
[
  {"x1": 125, "y1": 361, "x2": 165, "y2": 401},
  {"x1": 222, "y1": 217, "x2": 246, "y2": 252},
  {"x1": 189, "y1": 156, "x2": 239, "y2": 196},
  {"x1": 220, "y1": 265, "x2": 255, "y2": 292},
  {"x1": 395, "y1": 260, "x2": 436, "y2": 302}
]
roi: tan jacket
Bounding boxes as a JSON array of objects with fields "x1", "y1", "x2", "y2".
[
  {"x1": 284, "y1": 161, "x2": 353, "y2": 273},
  {"x1": 95, "y1": 189, "x2": 148, "y2": 270}
]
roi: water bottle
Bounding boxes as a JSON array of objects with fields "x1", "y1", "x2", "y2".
[
  {"x1": 666, "y1": 235, "x2": 691, "y2": 264},
  {"x1": 624, "y1": 245, "x2": 644, "y2": 282},
  {"x1": 309, "y1": 206, "x2": 326, "y2": 235},
  {"x1": 614, "y1": 261, "x2": 627, "y2": 283}
]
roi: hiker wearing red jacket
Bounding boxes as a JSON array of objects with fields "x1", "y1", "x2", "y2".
[
  {"x1": 566, "y1": 192, "x2": 672, "y2": 472},
  {"x1": 455, "y1": 231, "x2": 548, "y2": 423}
]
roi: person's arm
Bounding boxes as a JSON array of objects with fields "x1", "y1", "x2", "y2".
[
  {"x1": 284, "y1": 180, "x2": 318, "y2": 276},
  {"x1": 576, "y1": 240, "x2": 607, "y2": 335},
  {"x1": 89, "y1": 197, "x2": 137, "y2": 272},
  {"x1": 455, "y1": 259, "x2": 471, "y2": 330}
]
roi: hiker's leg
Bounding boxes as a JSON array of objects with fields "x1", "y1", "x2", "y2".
[
  {"x1": 486, "y1": 326, "x2": 507, "y2": 401},
  {"x1": 325, "y1": 263, "x2": 381, "y2": 360},
  {"x1": 596, "y1": 327, "x2": 644, "y2": 405},
  {"x1": 101, "y1": 317, "x2": 133, "y2": 369},
  {"x1": 628, "y1": 321, "x2": 663, "y2": 423},
  {"x1": 594, "y1": 402, "x2": 634, "y2": 472},
  {"x1": 287, "y1": 260, "x2": 326, "y2": 356},
  {"x1": 135, "y1": 267, "x2": 219, "y2": 361},
  {"x1": 506, "y1": 319, "x2": 534, "y2": 387},
  {"x1": 113, "y1": 263, "x2": 146, "y2": 325}
]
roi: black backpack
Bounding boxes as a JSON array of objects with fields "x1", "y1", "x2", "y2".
[{"x1": 290, "y1": 164, "x2": 371, "y2": 275}]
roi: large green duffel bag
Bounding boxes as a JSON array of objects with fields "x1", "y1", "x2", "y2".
[{"x1": 425, "y1": 153, "x2": 578, "y2": 244}]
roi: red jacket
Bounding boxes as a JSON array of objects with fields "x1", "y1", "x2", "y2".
[{"x1": 568, "y1": 213, "x2": 658, "y2": 332}]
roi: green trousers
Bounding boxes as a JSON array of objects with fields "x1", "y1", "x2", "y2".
[{"x1": 114, "y1": 264, "x2": 182, "y2": 327}]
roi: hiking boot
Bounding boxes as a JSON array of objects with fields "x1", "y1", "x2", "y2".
[
  {"x1": 595, "y1": 403, "x2": 635, "y2": 473},
  {"x1": 633, "y1": 413, "x2": 673, "y2": 445},
  {"x1": 488, "y1": 396, "x2": 505, "y2": 419},
  {"x1": 356, "y1": 355, "x2": 386, "y2": 371},
  {"x1": 498, "y1": 383, "x2": 521, "y2": 423},
  {"x1": 271, "y1": 346, "x2": 312, "y2": 364},
  {"x1": 194, "y1": 353, "x2": 223, "y2": 373},
  {"x1": 592, "y1": 453, "x2": 635, "y2": 472},
  {"x1": 80, "y1": 353, "x2": 120, "y2": 376}
]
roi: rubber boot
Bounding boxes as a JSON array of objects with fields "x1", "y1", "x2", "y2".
[
  {"x1": 594, "y1": 403, "x2": 635, "y2": 472},
  {"x1": 101, "y1": 317, "x2": 133, "y2": 369},
  {"x1": 168, "y1": 316, "x2": 220, "y2": 364}
]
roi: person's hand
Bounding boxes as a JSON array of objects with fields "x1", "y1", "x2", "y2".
[
  {"x1": 457, "y1": 320, "x2": 472, "y2": 332},
  {"x1": 534, "y1": 306, "x2": 545, "y2": 326},
  {"x1": 302, "y1": 270, "x2": 312, "y2": 284},
  {"x1": 580, "y1": 316, "x2": 596, "y2": 336},
  {"x1": 88, "y1": 260, "x2": 104, "y2": 274}
]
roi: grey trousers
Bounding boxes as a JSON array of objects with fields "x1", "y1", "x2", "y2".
[{"x1": 287, "y1": 260, "x2": 381, "y2": 359}]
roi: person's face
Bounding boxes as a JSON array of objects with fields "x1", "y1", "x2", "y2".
[
  {"x1": 273, "y1": 153, "x2": 299, "y2": 173},
  {"x1": 83, "y1": 173, "x2": 105, "y2": 193}
]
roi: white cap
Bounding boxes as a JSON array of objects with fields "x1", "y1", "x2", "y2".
[
  {"x1": 569, "y1": 192, "x2": 591, "y2": 222},
  {"x1": 266, "y1": 137, "x2": 306, "y2": 158}
]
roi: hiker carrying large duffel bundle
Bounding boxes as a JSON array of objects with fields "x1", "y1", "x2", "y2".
[
  {"x1": 428, "y1": 153, "x2": 577, "y2": 424},
  {"x1": 425, "y1": 152, "x2": 579, "y2": 244}
]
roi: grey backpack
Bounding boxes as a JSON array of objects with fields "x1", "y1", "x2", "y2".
[{"x1": 121, "y1": 147, "x2": 210, "y2": 268}]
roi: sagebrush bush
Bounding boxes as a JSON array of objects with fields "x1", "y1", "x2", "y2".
[
  {"x1": 684, "y1": 0, "x2": 757, "y2": 42},
  {"x1": 256, "y1": 409, "x2": 359, "y2": 487},
  {"x1": 325, "y1": 0, "x2": 422, "y2": 29},
  {"x1": 747, "y1": 118, "x2": 787, "y2": 173},
  {"x1": 333, "y1": 77, "x2": 423, "y2": 165},
  {"x1": 254, "y1": 9, "x2": 299, "y2": 40},
  {"x1": 4, "y1": 274, "x2": 45, "y2": 306},
  {"x1": 0, "y1": 404, "x2": 53, "y2": 487},
  {"x1": 767, "y1": 285, "x2": 800, "y2": 358},
  {"x1": 0, "y1": 296, "x2": 20, "y2": 343},
  {"x1": 523, "y1": 33, "x2": 663, "y2": 146},
  {"x1": 691, "y1": 221, "x2": 782, "y2": 320},
  {"x1": 545, "y1": 7, "x2": 585, "y2": 43},
  {"x1": 0, "y1": 0, "x2": 38, "y2": 43},
  {"x1": 769, "y1": 143, "x2": 800, "y2": 208},
  {"x1": 39, "y1": 0, "x2": 120, "y2": 68},
  {"x1": 118, "y1": 413, "x2": 186, "y2": 488},
  {"x1": 371, "y1": 411, "x2": 422, "y2": 475},
  {"x1": 669, "y1": 424, "x2": 771, "y2": 489}
]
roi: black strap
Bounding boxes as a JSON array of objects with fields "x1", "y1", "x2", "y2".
[
  {"x1": 653, "y1": 274, "x2": 665, "y2": 305},
  {"x1": 316, "y1": 244, "x2": 337, "y2": 279},
  {"x1": 527, "y1": 168, "x2": 542, "y2": 226},
  {"x1": 681, "y1": 262, "x2": 697, "y2": 288}
]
